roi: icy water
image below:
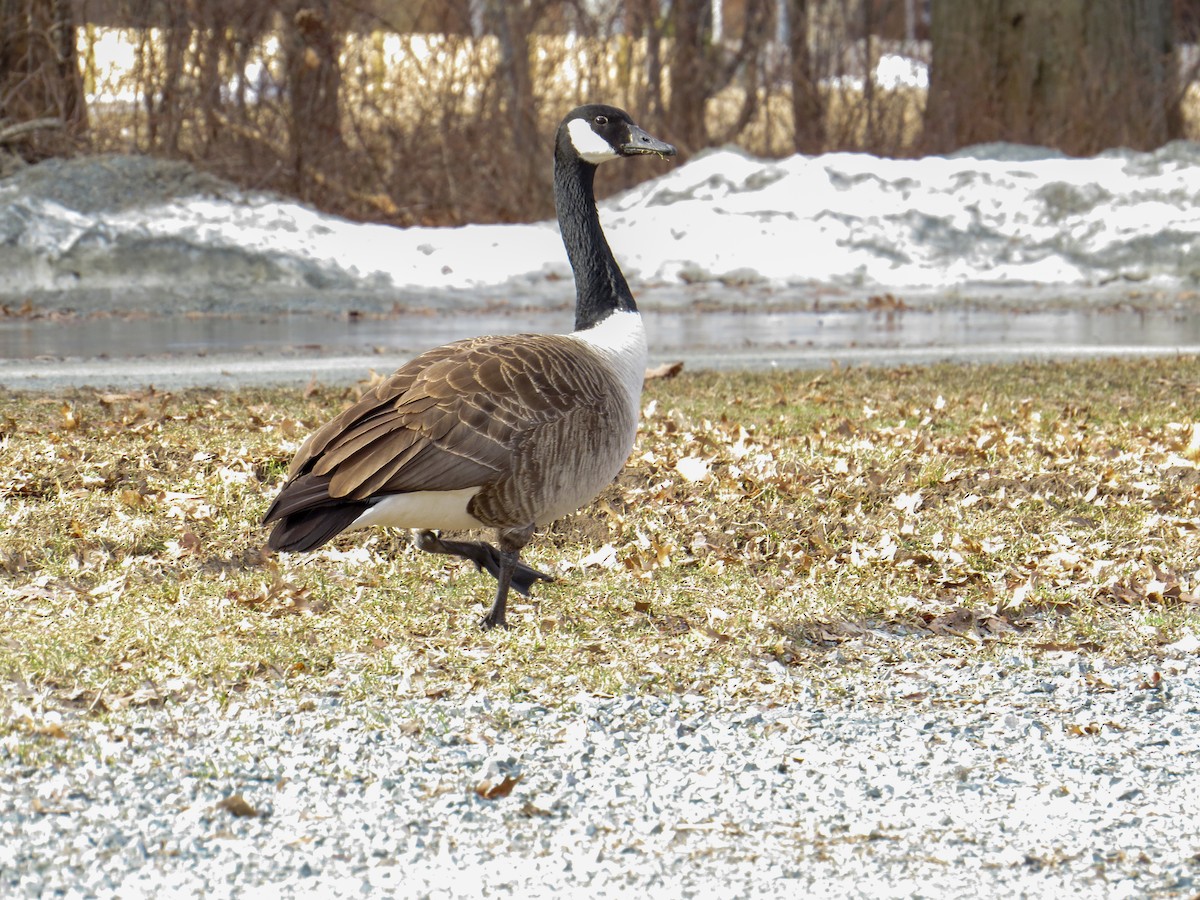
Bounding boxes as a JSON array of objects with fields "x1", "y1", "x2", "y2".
[{"x1": 1, "y1": 306, "x2": 1196, "y2": 389}]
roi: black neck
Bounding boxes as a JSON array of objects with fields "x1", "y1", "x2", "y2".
[{"x1": 554, "y1": 144, "x2": 638, "y2": 332}]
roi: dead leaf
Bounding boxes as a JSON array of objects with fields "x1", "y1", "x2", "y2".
[
  {"x1": 981, "y1": 615, "x2": 1016, "y2": 637},
  {"x1": 64, "y1": 687, "x2": 110, "y2": 713},
  {"x1": 1185, "y1": 422, "x2": 1200, "y2": 462},
  {"x1": 127, "y1": 684, "x2": 163, "y2": 707},
  {"x1": 118, "y1": 488, "x2": 145, "y2": 508},
  {"x1": 179, "y1": 531, "x2": 202, "y2": 555},
  {"x1": 645, "y1": 361, "x2": 684, "y2": 381},
  {"x1": 30, "y1": 721, "x2": 67, "y2": 739},
  {"x1": 356, "y1": 368, "x2": 388, "y2": 397},
  {"x1": 579, "y1": 543, "x2": 618, "y2": 570},
  {"x1": 519, "y1": 799, "x2": 553, "y2": 818},
  {"x1": 674, "y1": 456, "x2": 711, "y2": 483},
  {"x1": 929, "y1": 608, "x2": 977, "y2": 636},
  {"x1": 216, "y1": 794, "x2": 260, "y2": 818},
  {"x1": 652, "y1": 614, "x2": 690, "y2": 635},
  {"x1": 475, "y1": 773, "x2": 521, "y2": 801}
]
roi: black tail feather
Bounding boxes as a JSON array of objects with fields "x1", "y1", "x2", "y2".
[
  {"x1": 264, "y1": 471, "x2": 372, "y2": 552},
  {"x1": 266, "y1": 504, "x2": 370, "y2": 552}
]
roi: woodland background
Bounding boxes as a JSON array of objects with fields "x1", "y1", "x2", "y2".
[{"x1": 1, "y1": 0, "x2": 1199, "y2": 226}]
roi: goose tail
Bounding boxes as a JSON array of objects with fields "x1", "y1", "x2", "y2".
[{"x1": 263, "y1": 473, "x2": 370, "y2": 552}]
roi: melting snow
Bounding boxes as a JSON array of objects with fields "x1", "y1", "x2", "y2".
[{"x1": 1, "y1": 141, "x2": 1198, "y2": 306}]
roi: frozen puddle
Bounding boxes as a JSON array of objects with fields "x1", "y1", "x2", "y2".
[{"x1": 1, "y1": 305, "x2": 1196, "y2": 390}]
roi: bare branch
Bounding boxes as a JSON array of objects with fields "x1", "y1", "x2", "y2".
[{"x1": 0, "y1": 118, "x2": 65, "y2": 145}]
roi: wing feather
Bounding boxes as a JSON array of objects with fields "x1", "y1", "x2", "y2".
[{"x1": 275, "y1": 333, "x2": 609, "y2": 512}]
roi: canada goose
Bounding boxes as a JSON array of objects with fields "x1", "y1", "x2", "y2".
[{"x1": 262, "y1": 104, "x2": 675, "y2": 629}]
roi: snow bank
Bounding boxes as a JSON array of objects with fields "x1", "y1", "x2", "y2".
[{"x1": 1, "y1": 141, "x2": 1197, "y2": 308}]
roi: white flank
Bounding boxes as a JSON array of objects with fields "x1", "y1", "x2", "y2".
[
  {"x1": 572, "y1": 309, "x2": 648, "y2": 414},
  {"x1": 566, "y1": 118, "x2": 620, "y2": 164},
  {"x1": 347, "y1": 486, "x2": 484, "y2": 532}
]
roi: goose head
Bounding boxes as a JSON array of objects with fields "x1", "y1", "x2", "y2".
[{"x1": 560, "y1": 104, "x2": 676, "y2": 166}]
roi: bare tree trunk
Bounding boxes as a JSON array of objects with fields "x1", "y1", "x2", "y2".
[
  {"x1": 196, "y1": 25, "x2": 225, "y2": 154},
  {"x1": 667, "y1": 0, "x2": 711, "y2": 154},
  {"x1": 715, "y1": 0, "x2": 773, "y2": 144},
  {"x1": 0, "y1": 0, "x2": 85, "y2": 159},
  {"x1": 283, "y1": 0, "x2": 346, "y2": 197},
  {"x1": 861, "y1": 0, "x2": 875, "y2": 148},
  {"x1": 627, "y1": 0, "x2": 666, "y2": 123},
  {"x1": 490, "y1": 0, "x2": 541, "y2": 203},
  {"x1": 152, "y1": 4, "x2": 189, "y2": 155},
  {"x1": 924, "y1": 0, "x2": 1181, "y2": 154},
  {"x1": 786, "y1": 0, "x2": 825, "y2": 153},
  {"x1": 666, "y1": 0, "x2": 775, "y2": 155}
]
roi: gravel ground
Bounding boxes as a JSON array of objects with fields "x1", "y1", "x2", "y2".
[{"x1": 4, "y1": 649, "x2": 1200, "y2": 899}]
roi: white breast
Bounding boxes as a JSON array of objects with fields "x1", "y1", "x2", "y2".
[{"x1": 570, "y1": 310, "x2": 648, "y2": 417}]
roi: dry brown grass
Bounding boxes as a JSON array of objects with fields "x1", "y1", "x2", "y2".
[
  {"x1": 77, "y1": 26, "x2": 941, "y2": 225},
  {"x1": 2, "y1": 356, "x2": 1198, "y2": 724}
]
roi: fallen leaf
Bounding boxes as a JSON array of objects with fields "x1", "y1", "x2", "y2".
[
  {"x1": 179, "y1": 531, "x2": 202, "y2": 555},
  {"x1": 579, "y1": 543, "x2": 617, "y2": 570},
  {"x1": 30, "y1": 722, "x2": 67, "y2": 739},
  {"x1": 645, "y1": 361, "x2": 684, "y2": 381},
  {"x1": 929, "y1": 608, "x2": 977, "y2": 636},
  {"x1": 519, "y1": 799, "x2": 553, "y2": 818},
  {"x1": 216, "y1": 794, "x2": 259, "y2": 818},
  {"x1": 476, "y1": 774, "x2": 521, "y2": 801},
  {"x1": 1185, "y1": 422, "x2": 1200, "y2": 462},
  {"x1": 118, "y1": 488, "x2": 145, "y2": 507},
  {"x1": 674, "y1": 456, "x2": 711, "y2": 483}
]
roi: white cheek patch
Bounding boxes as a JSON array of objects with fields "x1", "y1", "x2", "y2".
[{"x1": 567, "y1": 118, "x2": 620, "y2": 164}]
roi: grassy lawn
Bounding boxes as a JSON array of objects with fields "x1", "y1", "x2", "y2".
[{"x1": 2, "y1": 356, "x2": 1198, "y2": 722}]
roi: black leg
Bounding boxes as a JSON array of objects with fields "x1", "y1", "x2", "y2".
[
  {"x1": 413, "y1": 526, "x2": 550, "y2": 628},
  {"x1": 482, "y1": 547, "x2": 520, "y2": 630},
  {"x1": 481, "y1": 525, "x2": 537, "y2": 630}
]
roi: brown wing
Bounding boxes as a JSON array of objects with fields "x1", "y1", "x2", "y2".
[{"x1": 281, "y1": 333, "x2": 614, "y2": 504}]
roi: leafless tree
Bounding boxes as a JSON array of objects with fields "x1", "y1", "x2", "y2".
[
  {"x1": 0, "y1": 0, "x2": 85, "y2": 159},
  {"x1": 924, "y1": 0, "x2": 1182, "y2": 154}
]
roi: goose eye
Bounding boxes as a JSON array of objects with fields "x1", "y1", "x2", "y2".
[{"x1": 594, "y1": 115, "x2": 608, "y2": 126}]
